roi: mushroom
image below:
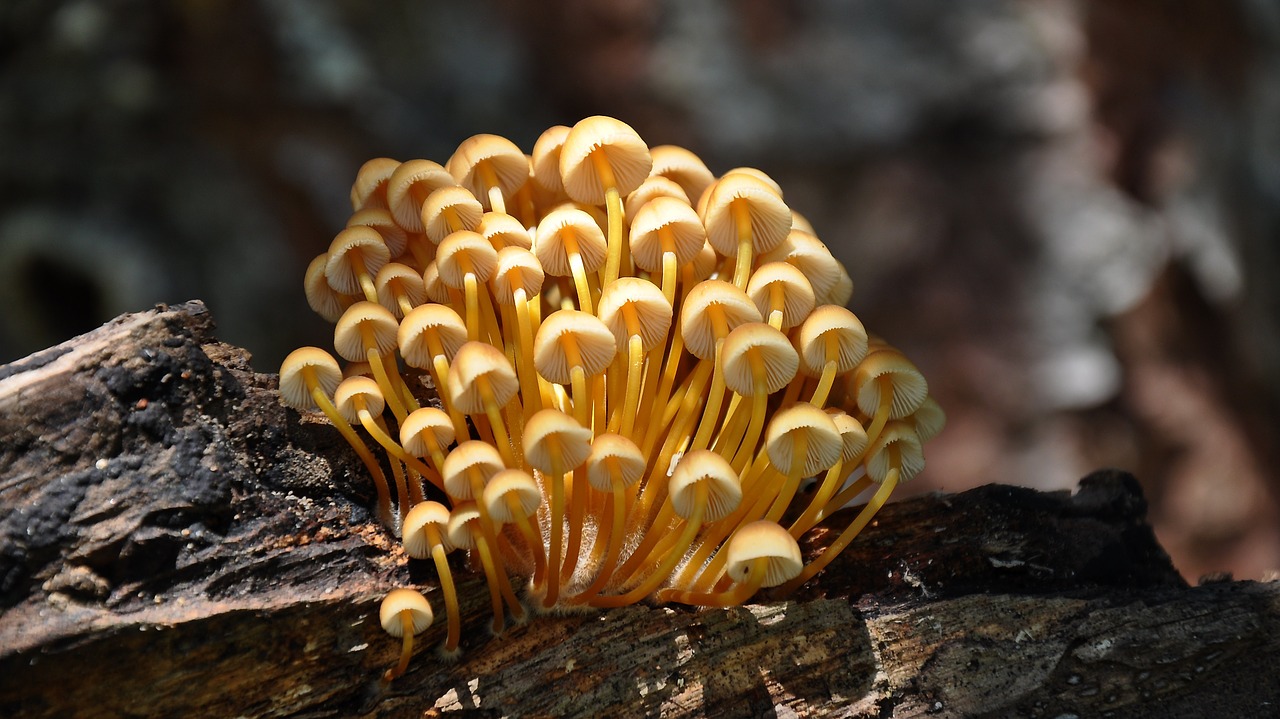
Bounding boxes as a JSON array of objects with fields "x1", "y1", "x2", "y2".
[
  {"x1": 717, "y1": 322, "x2": 798, "y2": 468},
  {"x1": 534, "y1": 206, "x2": 608, "y2": 315},
  {"x1": 648, "y1": 144, "x2": 716, "y2": 203},
  {"x1": 760, "y1": 229, "x2": 841, "y2": 305},
  {"x1": 679, "y1": 280, "x2": 763, "y2": 451},
  {"x1": 347, "y1": 206, "x2": 409, "y2": 259},
  {"x1": 851, "y1": 348, "x2": 929, "y2": 444},
  {"x1": 658, "y1": 520, "x2": 802, "y2": 607},
  {"x1": 789, "y1": 409, "x2": 869, "y2": 537},
  {"x1": 559, "y1": 116, "x2": 652, "y2": 286},
  {"x1": 628, "y1": 195, "x2": 706, "y2": 305},
  {"x1": 446, "y1": 341, "x2": 522, "y2": 467},
  {"x1": 477, "y1": 211, "x2": 532, "y2": 251},
  {"x1": 279, "y1": 347, "x2": 395, "y2": 532},
  {"x1": 489, "y1": 246, "x2": 548, "y2": 417},
  {"x1": 570, "y1": 433, "x2": 647, "y2": 600},
  {"x1": 379, "y1": 588, "x2": 433, "y2": 681},
  {"x1": 435, "y1": 229, "x2": 500, "y2": 343},
  {"x1": 448, "y1": 134, "x2": 529, "y2": 215},
  {"x1": 481, "y1": 468, "x2": 547, "y2": 588},
  {"x1": 623, "y1": 175, "x2": 690, "y2": 222},
  {"x1": 746, "y1": 261, "x2": 815, "y2": 332},
  {"x1": 397, "y1": 303, "x2": 471, "y2": 441},
  {"x1": 590, "y1": 449, "x2": 742, "y2": 607},
  {"x1": 334, "y1": 301, "x2": 415, "y2": 423},
  {"x1": 421, "y1": 185, "x2": 484, "y2": 245},
  {"x1": 596, "y1": 277, "x2": 672, "y2": 438},
  {"x1": 326, "y1": 226, "x2": 391, "y2": 303},
  {"x1": 522, "y1": 408, "x2": 593, "y2": 607},
  {"x1": 795, "y1": 305, "x2": 869, "y2": 407},
  {"x1": 386, "y1": 159, "x2": 456, "y2": 234},
  {"x1": 532, "y1": 309, "x2": 617, "y2": 429},
  {"x1": 351, "y1": 157, "x2": 400, "y2": 211},
  {"x1": 700, "y1": 172, "x2": 792, "y2": 290},
  {"x1": 332, "y1": 376, "x2": 435, "y2": 522},
  {"x1": 304, "y1": 253, "x2": 353, "y2": 323},
  {"x1": 779, "y1": 421, "x2": 924, "y2": 594},
  {"x1": 530, "y1": 124, "x2": 571, "y2": 195},
  {"x1": 446, "y1": 503, "x2": 525, "y2": 634},
  {"x1": 374, "y1": 261, "x2": 427, "y2": 318},
  {"x1": 401, "y1": 501, "x2": 461, "y2": 655},
  {"x1": 400, "y1": 406, "x2": 456, "y2": 480}
]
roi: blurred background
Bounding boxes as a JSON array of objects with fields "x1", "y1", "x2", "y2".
[{"x1": 2, "y1": 0, "x2": 1277, "y2": 581}]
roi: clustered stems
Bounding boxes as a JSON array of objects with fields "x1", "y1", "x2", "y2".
[{"x1": 279, "y1": 117, "x2": 943, "y2": 676}]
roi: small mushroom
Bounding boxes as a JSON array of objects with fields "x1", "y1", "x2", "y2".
[
  {"x1": 397, "y1": 303, "x2": 471, "y2": 441},
  {"x1": 700, "y1": 172, "x2": 792, "y2": 290},
  {"x1": 648, "y1": 144, "x2": 716, "y2": 204},
  {"x1": 596, "y1": 277, "x2": 673, "y2": 438},
  {"x1": 374, "y1": 261, "x2": 427, "y2": 318},
  {"x1": 326, "y1": 226, "x2": 391, "y2": 303},
  {"x1": 421, "y1": 185, "x2": 484, "y2": 244},
  {"x1": 446, "y1": 503, "x2": 525, "y2": 633},
  {"x1": 570, "y1": 433, "x2": 647, "y2": 600},
  {"x1": 659, "y1": 520, "x2": 802, "y2": 607},
  {"x1": 401, "y1": 502, "x2": 461, "y2": 655},
  {"x1": 851, "y1": 348, "x2": 929, "y2": 444},
  {"x1": 435, "y1": 229, "x2": 500, "y2": 343},
  {"x1": 481, "y1": 468, "x2": 546, "y2": 588},
  {"x1": 334, "y1": 301, "x2": 415, "y2": 422},
  {"x1": 386, "y1": 159, "x2": 455, "y2": 234},
  {"x1": 533, "y1": 309, "x2": 617, "y2": 428},
  {"x1": 522, "y1": 408, "x2": 592, "y2": 607},
  {"x1": 303, "y1": 253, "x2": 353, "y2": 323},
  {"x1": 795, "y1": 305, "x2": 869, "y2": 407},
  {"x1": 446, "y1": 341, "x2": 522, "y2": 467},
  {"x1": 379, "y1": 588, "x2": 434, "y2": 682},
  {"x1": 746, "y1": 261, "x2": 815, "y2": 332},
  {"x1": 717, "y1": 322, "x2": 798, "y2": 468},
  {"x1": 448, "y1": 134, "x2": 529, "y2": 214},
  {"x1": 489, "y1": 246, "x2": 548, "y2": 417},
  {"x1": 351, "y1": 157, "x2": 400, "y2": 212},
  {"x1": 347, "y1": 206, "x2": 409, "y2": 259},
  {"x1": 534, "y1": 206, "x2": 608, "y2": 315}
]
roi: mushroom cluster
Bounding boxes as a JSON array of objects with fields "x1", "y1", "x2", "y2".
[{"x1": 278, "y1": 117, "x2": 943, "y2": 672}]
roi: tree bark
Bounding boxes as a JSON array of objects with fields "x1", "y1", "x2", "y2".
[{"x1": 0, "y1": 301, "x2": 1277, "y2": 718}]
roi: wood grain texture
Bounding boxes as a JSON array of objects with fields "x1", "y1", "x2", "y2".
[{"x1": 1, "y1": 302, "x2": 1277, "y2": 718}]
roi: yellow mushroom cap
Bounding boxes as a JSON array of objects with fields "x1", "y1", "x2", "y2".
[
  {"x1": 533, "y1": 206, "x2": 609, "y2": 277},
  {"x1": 482, "y1": 469, "x2": 542, "y2": 523},
  {"x1": 402, "y1": 501, "x2": 454, "y2": 558},
  {"x1": 447, "y1": 341, "x2": 519, "y2": 414},
  {"x1": 649, "y1": 144, "x2": 716, "y2": 202},
  {"x1": 583, "y1": 433, "x2": 647, "y2": 492},
  {"x1": 421, "y1": 185, "x2": 484, "y2": 244},
  {"x1": 689, "y1": 241, "x2": 720, "y2": 282},
  {"x1": 720, "y1": 322, "x2": 799, "y2": 395},
  {"x1": 680, "y1": 280, "x2": 763, "y2": 360},
  {"x1": 668, "y1": 449, "x2": 743, "y2": 522},
  {"x1": 445, "y1": 503, "x2": 494, "y2": 549},
  {"x1": 531, "y1": 124, "x2": 571, "y2": 193},
  {"x1": 279, "y1": 346, "x2": 342, "y2": 410},
  {"x1": 723, "y1": 167, "x2": 783, "y2": 196},
  {"x1": 441, "y1": 440, "x2": 506, "y2": 500},
  {"x1": 596, "y1": 278, "x2": 673, "y2": 351},
  {"x1": 628, "y1": 195, "x2": 707, "y2": 273},
  {"x1": 790, "y1": 210, "x2": 815, "y2": 234},
  {"x1": 333, "y1": 375, "x2": 385, "y2": 423},
  {"x1": 829, "y1": 262, "x2": 854, "y2": 307},
  {"x1": 864, "y1": 420, "x2": 926, "y2": 483},
  {"x1": 764, "y1": 403, "x2": 843, "y2": 476},
  {"x1": 304, "y1": 254, "x2": 350, "y2": 323},
  {"x1": 826, "y1": 408, "x2": 869, "y2": 462},
  {"x1": 852, "y1": 350, "x2": 929, "y2": 420},
  {"x1": 490, "y1": 246, "x2": 545, "y2": 304},
  {"x1": 447, "y1": 134, "x2": 530, "y2": 210},
  {"x1": 533, "y1": 310, "x2": 618, "y2": 383},
  {"x1": 334, "y1": 301, "x2": 400, "y2": 362},
  {"x1": 522, "y1": 408, "x2": 593, "y2": 475},
  {"x1": 908, "y1": 396, "x2": 946, "y2": 443},
  {"x1": 477, "y1": 211, "x2": 532, "y2": 251},
  {"x1": 760, "y1": 230, "x2": 841, "y2": 304},
  {"x1": 420, "y1": 261, "x2": 451, "y2": 303},
  {"x1": 386, "y1": 159, "x2": 455, "y2": 233},
  {"x1": 379, "y1": 588, "x2": 434, "y2": 637},
  {"x1": 559, "y1": 115, "x2": 652, "y2": 204},
  {"x1": 746, "y1": 261, "x2": 816, "y2": 331},
  {"x1": 701, "y1": 173, "x2": 792, "y2": 258},
  {"x1": 343, "y1": 361, "x2": 373, "y2": 379},
  {"x1": 347, "y1": 207, "x2": 409, "y2": 258},
  {"x1": 397, "y1": 303, "x2": 468, "y2": 368},
  {"x1": 724, "y1": 520, "x2": 803, "y2": 588},
  {"x1": 624, "y1": 175, "x2": 690, "y2": 220},
  {"x1": 400, "y1": 407, "x2": 456, "y2": 457},
  {"x1": 326, "y1": 226, "x2": 391, "y2": 296},
  {"x1": 795, "y1": 305, "x2": 869, "y2": 377},
  {"x1": 435, "y1": 230, "x2": 499, "y2": 288},
  {"x1": 351, "y1": 157, "x2": 400, "y2": 211},
  {"x1": 374, "y1": 262, "x2": 427, "y2": 317}
]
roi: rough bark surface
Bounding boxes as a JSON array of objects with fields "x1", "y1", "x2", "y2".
[{"x1": 0, "y1": 302, "x2": 1277, "y2": 718}]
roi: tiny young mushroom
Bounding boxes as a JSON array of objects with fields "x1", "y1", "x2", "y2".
[
  {"x1": 658, "y1": 520, "x2": 802, "y2": 607},
  {"x1": 522, "y1": 408, "x2": 593, "y2": 607},
  {"x1": 746, "y1": 261, "x2": 815, "y2": 332},
  {"x1": 378, "y1": 588, "x2": 434, "y2": 682},
  {"x1": 278, "y1": 347, "x2": 395, "y2": 532},
  {"x1": 489, "y1": 246, "x2": 548, "y2": 418},
  {"x1": 401, "y1": 502, "x2": 461, "y2": 656},
  {"x1": 304, "y1": 253, "x2": 353, "y2": 323},
  {"x1": 789, "y1": 409, "x2": 870, "y2": 537},
  {"x1": 716, "y1": 321, "x2": 799, "y2": 469}
]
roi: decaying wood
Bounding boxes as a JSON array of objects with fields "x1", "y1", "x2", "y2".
[{"x1": 0, "y1": 301, "x2": 1277, "y2": 718}]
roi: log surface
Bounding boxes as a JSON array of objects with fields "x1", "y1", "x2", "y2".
[{"x1": 0, "y1": 302, "x2": 1277, "y2": 718}]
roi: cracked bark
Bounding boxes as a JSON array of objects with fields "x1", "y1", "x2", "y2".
[{"x1": 0, "y1": 302, "x2": 1277, "y2": 718}]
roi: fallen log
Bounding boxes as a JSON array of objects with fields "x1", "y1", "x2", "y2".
[{"x1": 0, "y1": 301, "x2": 1276, "y2": 718}]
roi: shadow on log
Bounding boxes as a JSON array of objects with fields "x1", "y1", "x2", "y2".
[{"x1": 1, "y1": 302, "x2": 1277, "y2": 717}]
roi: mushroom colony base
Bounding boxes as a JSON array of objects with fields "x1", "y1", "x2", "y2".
[{"x1": 276, "y1": 116, "x2": 943, "y2": 682}]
